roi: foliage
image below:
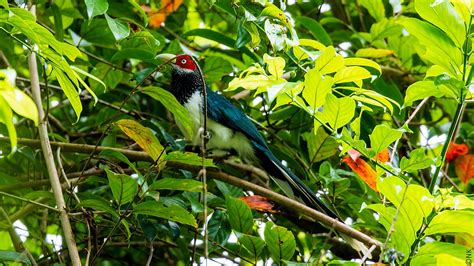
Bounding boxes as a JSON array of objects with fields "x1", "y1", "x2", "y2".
[{"x1": 0, "y1": 0, "x2": 473, "y2": 265}]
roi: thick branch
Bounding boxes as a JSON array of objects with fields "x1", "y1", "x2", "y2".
[
  {"x1": 2, "y1": 137, "x2": 382, "y2": 248},
  {"x1": 27, "y1": 6, "x2": 81, "y2": 264}
]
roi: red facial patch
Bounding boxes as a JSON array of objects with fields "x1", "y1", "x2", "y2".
[{"x1": 174, "y1": 55, "x2": 196, "y2": 71}]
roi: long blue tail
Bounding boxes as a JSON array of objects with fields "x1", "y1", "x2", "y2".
[{"x1": 259, "y1": 150, "x2": 338, "y2": 218}]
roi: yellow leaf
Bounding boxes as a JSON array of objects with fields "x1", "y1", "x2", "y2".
[
  {"x1": 303, "y1": 68, "x2": 333, "y2": 112},
  {"x1": 315, "y1": 47, "x2": 344, "y2": 75},
  {"x1": 334, "y1": 66, "x2": 372, "y2": 84},
  {"x1": 299, "y1": 39, "x2": 326, "y2": 51},
  {"x1": 355, "y1": 48, "x2": 394, "y2": 58},
  {"x1": 263, "y1": 54, "x2": 285, "y2": 78},
  {"x1": 344, "y1": 57, "x2": 381, "y2": 75},
  {"x1": 116, "y1": 119, "x2": 166, "y2": 166},
  {"x1": 0, "y1": 89, "x2": 38, "y2": 126}
]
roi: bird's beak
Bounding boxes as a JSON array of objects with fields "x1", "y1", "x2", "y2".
[{"x1": 155, "y1": 53, "x2": 176, "y2": 64}]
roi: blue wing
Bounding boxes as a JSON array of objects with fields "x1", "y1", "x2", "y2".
[{"x1": 205, "y1": 88, "x2": 268, "y2": 151}]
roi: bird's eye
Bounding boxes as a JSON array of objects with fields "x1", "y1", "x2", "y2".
[{"x1": 181, "y1": 59, "x2": 187, "y2": 65}]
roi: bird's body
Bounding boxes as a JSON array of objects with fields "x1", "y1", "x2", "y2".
[{"x1": 164, "y1": 54, "x2": 337, "y2": 218}]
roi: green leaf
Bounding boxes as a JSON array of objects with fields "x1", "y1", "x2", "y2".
[
  {"x1": 134, "y1": 200, "x2": 197, "y2": 227},
  {"x1": 398, "y1": 17, "x2": 462, "y2": 76},
  {"x1": 359, "y1": 0, "x2": 385, "y2": 21},
  {"x1": 141, "y1": 87, "x2": 194, "y2": 140},
  {"x1": 238, "y1": 234, "x2": 265, "y2": 263},
  {"x1": 70, "y1": 66, "x2": 101, "y2": 104},
  {"x1": 435, "y1": 190, "x2": 474, "y2": 210},
  {"x1": 203, "y1": 56, "x2": 233, "y2": 83},
  {"x1": 303, "y1": 68, "x2": 333, "y2": 112},
  {"x1": 355, "y1": 48, "x2": 394, "y2": 58},
  {"x1": 115, "y1": 119, "x2": 166, "y2": 163},
  {"x1": 85, "y1": 0, "x2": 109, "y2": 19},
  {"x1": 404, "y1": 81, "x2": 445, "y2": 107},
  {"x1": 80, "y1": 198, "x2": 119, "y2": 218},
  {"x1": 106, "y1": 169, "x2": 138, "y2": 205},
  {"x1": 305, "y1": 127, "x2": 339, "y2": 163},
  {"x1": 334, "y1": 66, "x2": 372, "y2": 86},
  {"x1": 261, "y1": 4, "x2": 291, "y2": 28},
  {"x1": 89, "y1": 63, "x2": 123, "y2": 91},
  {"x1": 184, "y1": 29, "x2": 260, "y2": 63},
  {"x1": 415, "y1": 0, "x2": 465, "y2": 48},
  {"x1": 296, "y1": 17, "x2": 332, "y2": 46},
  {"x1": 164, "y1": 151, "x2": 215, "y2": 167},
  {"x1": 208, "y1": 210, "x2": 231, "y2": 245},
  {"x1": 369, "y1": 124, "x2": 403, "y2": 155},
  {"x1": 321, "y1": 94, "x2": 356, "y2": 130},
  {"x1": 425, "y1": 210, "x2": 474, "y2": 236},
  {"x1": 52, "y1": 68, "x2": 82, "y2": 121},
  {"x1": 400, "y1": 148, "x2": 434, "y2": 173},
  {"x1": 225, "y1": 196, "x2": 253, "y2": 234},
  {"x1": 411, "y1": 242, "x2": 468, "y2": 266},
  {"x1": 236, "y1": 20, "x2": 251, "y2": 49},
  {"x1": 0, "y1": 96, "x2": 17, "y2": 150},
  {"x1": 0, "y1": 251, "x2": 31, "y2": 265},
  {"x1": 315, "y1": 46, "x2": 344, "y2": 75},
  {"x1": 105, "y1": 14, "x2": 130, "y2": 41},
  {"x1": 150, "y1": 178, "x2": 203, "y2": 192},
  {"x1": 264, "y1": 221, "x2": 296, "y2": 262}
]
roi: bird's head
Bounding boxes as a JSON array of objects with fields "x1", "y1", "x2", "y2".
[{"x1": 155, "y1": 53, "x2": 204, "y2": 103}]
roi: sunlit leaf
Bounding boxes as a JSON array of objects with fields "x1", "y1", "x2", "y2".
[
  {"x1": 296, "y1": 17, "x2": 332, "y2": 45},
  {"x1": 315, "y1": 46, "x2": 344, "y2": 75},
  {"x1": 321, "y1": 94, "x2": 355, "y2": 130},
  {"x1": 303, "y1": 68, "x2": 333, "y2": 112},
  {"x1": 400, "y1": 148, "x2": 434, "y2": 173},
  {"x1": 164, "y1": 151, "x2": 215, "y2": 167},
  {"x1": 0, "y1": 88, "x2": 38, "y2": 126},
  {"x1": 425, "y1": 210, "x2": 474, "y2": 236},
  {"x1": 305, "y1": 127, "x2": 339, "y2": 163},
  {"x1": 52, "y1": 68, "x2": 82, "y2": 121},
  {"x1": 0, "y1": 96, "x2": 16, "y2": 151},
  {"x1": 344, "y1": 58, "x2": 381, "y2": 75},
  {"x1": 369, "y1": 124, "x2": 403, "y2": 155},
  {"x1": 334, "y1": 66, "x2": 372, "y2": 85},
  {"x1": 411, "y1": 242, "x2": 467, "y2": 266},
  {"x1": 263, "y1": 54, "x2": 285, "y2": 78},
  {"x1": 359, "y1": 0, "x2": 385, "y2": 21},
  {"x1": 355, "y1": 48, "x2": 394, "y2": 58}
]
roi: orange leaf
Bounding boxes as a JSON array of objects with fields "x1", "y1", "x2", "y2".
[
  {"x1": 239, "y1": 195, "x2": 277, "y2": 213},
  {"x1": 342, "y1": 156, "x2": 378, "y2": 191},
  {"x1": 454, "y1": 154, "x2": 474, "y2": 184},
  {"x1": 375, "y1": 149, "x2": 390, "y2": 163},
  {"x1": 446, "y1": 142, "x2": 469, "y2": 162},
  {"x1": 143, "y1": 0, "x2": 183, "y2": 28}
]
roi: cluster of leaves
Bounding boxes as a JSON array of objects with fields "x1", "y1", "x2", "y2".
[{"x1": 0, "y1": 0, "x2": 473, "y2": 265}]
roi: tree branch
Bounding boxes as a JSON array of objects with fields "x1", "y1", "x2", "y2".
[
  {"x1": 27, "y1": 6, "x2": 81, "y2": 264},
  {"x1": 1, "y1": 137, "x2": 382, "y2": 249}
]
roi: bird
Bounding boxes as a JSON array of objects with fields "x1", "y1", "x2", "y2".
[{"x1": 156, "y1": 53, "x2": 337, "y2": 218}]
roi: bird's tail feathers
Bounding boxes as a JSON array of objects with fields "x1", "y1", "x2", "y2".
[{"x1": 264, "y1": 152, "x2": 338, "y2": 218}]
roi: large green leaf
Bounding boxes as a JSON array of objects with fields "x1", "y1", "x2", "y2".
[
  {"x1": 225, "y1": 196, "x2": 253, "y2": 234},
  {"x1": 149, "y1": 178, "x2": 204, "y2": 192},
  {"x1": 296, "y1": 17, "x2": 332, "y2": 46},
  {"x1": 264, "y1": 221, "x2": 296, "y2": 263},
  {"x1": 369, "y1": 124, "x2": 403, "y2": 155},
  {"x1": 52, "y1": 68, "x2": 82, "y2": 121},
  {"x1": 321, "y1": 94, "x2": 355, "y2": 130},
  {"x1": 400, "y1": 148, "x2": 434, "y2": 173},
  {"x1": 106, "y1": 168, "x2": 138, "y2": 205},
  {"x1": 238, "y1": 233, "x2": 266, "y2": 263},
  {"x1": 415, "y1": 0, "x2": 465, "y2": 48},
  {"x1": 303, "y1": 68, "x2": 333, "y2": 112},
  {"x1": 85, "y1": 0, "x2": 109, "y2": 19},
  {"x1": 305, "y1": 127, "x2": 339, "y2": 163},
  {"x1": 425, "y1": 210, "x2": 474, "y2": 236},
  {"x1": 164, "y1": 151, "x2": 215, "y2": 167},
  {"x1": 359, "y1": 0, "x2": 385, "y2": 21},
  {"x1": 411, "y1": 242, "x2": 467, "y2": 266},
  {"x1": 141, "y1": 87, "x2": 194, "y2": 140},
  {"x1": 398, "y1": 17, "x2": 462, "y2": 76},
  {"x1": 134, "y1": 200, "x2": 197, "y2": 227},
  {"x1": 105, "y1": 14, "x2": 130, "y2": 41}
]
